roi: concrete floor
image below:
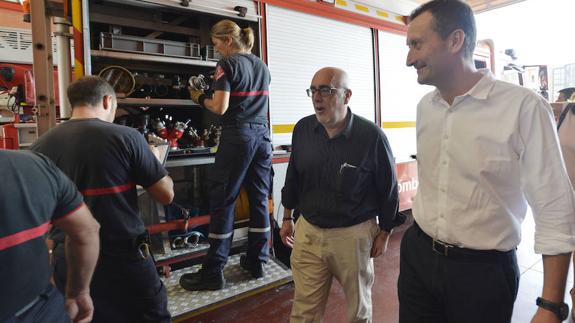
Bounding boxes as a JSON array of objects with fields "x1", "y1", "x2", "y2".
[{"x1": 189, "y1": 213, "x2": 575, "y2": 323}]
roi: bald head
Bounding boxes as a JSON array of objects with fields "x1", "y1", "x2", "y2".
[
  {"x1": 312, "y1": 67, "x2": 351, "y2": 90},
  {"x1": 309, "y1": 67, "x2": 352, "y2": 137}
]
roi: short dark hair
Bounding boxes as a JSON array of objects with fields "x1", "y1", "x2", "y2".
[
  {"x1": 409, "y1": 0, "x2": 477, "y2": 58},
  {"x1": 67, "y1": 76, "x2": 115, "y2": 108},
  {"x1": 559, "y1": 87, "x2": 575, "y2": 100}
]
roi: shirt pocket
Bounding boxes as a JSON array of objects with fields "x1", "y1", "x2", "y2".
[{"x1": 336, "y1": 163, "x2": 371, "y2": 199}]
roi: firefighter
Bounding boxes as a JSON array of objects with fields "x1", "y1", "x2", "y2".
[
  {"x1": 31, "y1": 76, "x2": 175, "y2": 323},
  {"x1": 181, "y1": 19, "x2": 272, "y2": 291},
  {"x1": 0, "y1": 150, "x2": 100, "y2": 323}
]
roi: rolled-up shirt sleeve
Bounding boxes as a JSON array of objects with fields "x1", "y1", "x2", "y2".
[
  {"x1": 520, "y1": 97, "x2": 575, "y2": 255},
  {"x1": 375, "y1": 131, "x2": 401, "y2": 231},
  {"x1": 281, "y1": 124, "x2": 300, "y2": 210}
]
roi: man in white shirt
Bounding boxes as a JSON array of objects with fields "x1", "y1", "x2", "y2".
[{"x1": 400, "y1": 1, "x2": 575, "y2": 323}]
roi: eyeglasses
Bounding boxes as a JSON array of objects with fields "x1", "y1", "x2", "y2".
[{"x1": 306, "y1": 86, "x2": 344, "y2": 97}]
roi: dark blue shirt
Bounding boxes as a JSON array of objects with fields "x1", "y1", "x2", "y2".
[
  {"x1": 281, "y1": 109, "x2": 401, "y2": 231},
  {"x1": 213, "y1": 53, "x2": 270, "y2": 125},
  {"x1": 31, "y1": 119, "x2": 167, "y2": 246},
  {"x1": 0, "y1": 150, "x2": 83, "y2": 320}
]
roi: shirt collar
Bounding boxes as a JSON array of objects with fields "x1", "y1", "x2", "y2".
[
  {"x1": 313, "y1": 107, "x2": 354, "y2": 139},
  {"x1": 431, "y1": 68, "x2": 496, "y2": 103},
  {"x1": 466, "y1": 69, "x2": 496, "y2": 100}
]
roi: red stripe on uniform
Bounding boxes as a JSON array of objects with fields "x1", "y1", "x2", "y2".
[
  {"x1": 230, "y1": 91, "x2": 269, "y2": 97},
  {"x1": 0, "y1": 222, "x2": 51, "y2": 251},
  {"x1": 80, "y1": 183, "x2": 135, "y2": 197},
  {"x1": 52, "y1": 203, "x2": 85, "y2": 223}
]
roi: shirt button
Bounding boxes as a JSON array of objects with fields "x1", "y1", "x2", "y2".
[
  {"x1": 442, "y1": 160, "x2": 447, "y2": 165},
  {"x1": 440, "y1": 188, "x2": 446, "y2": 193}
]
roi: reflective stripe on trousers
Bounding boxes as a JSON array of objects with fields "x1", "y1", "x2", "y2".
[{"x1": 203, "y1": 126, "x2": 272, "y2": 271}]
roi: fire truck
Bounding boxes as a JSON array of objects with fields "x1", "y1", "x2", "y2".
[{"x1": 0, "y1": 0, "x2": 496, "y2": 320}]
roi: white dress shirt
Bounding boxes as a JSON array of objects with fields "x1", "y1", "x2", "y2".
[
  {"x1": 413, "y1": 69, "x2": 575, "y2": 254},
  {"x1": 559, "y1": 107, "x2": 575, "y2": 188}
]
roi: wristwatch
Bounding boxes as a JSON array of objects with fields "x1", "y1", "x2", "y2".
[{"x1": 536, "y1": 297, "x2": 569, "y2": 321}]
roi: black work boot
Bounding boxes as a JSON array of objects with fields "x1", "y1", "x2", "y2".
[
  {"x1": 240, "y1": 254, "x2": 264, "y2": 279},
  {"x1": 179, "y1": 269, "x2": 225, "y2": 291}
]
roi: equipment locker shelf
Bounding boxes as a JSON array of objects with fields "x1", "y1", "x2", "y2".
[
  {"x1": 91, "y1": 0, "x2": 290, "y2": 319},
  {"x1": 91, "y1": 50, "x2": 217, "y2": 67}
]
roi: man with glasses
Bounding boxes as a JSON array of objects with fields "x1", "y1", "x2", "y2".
[{"x1": 279, "y1": 67, "x2": 403, "y2": 322}]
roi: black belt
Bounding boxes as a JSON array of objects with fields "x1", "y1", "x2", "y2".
[
  {"x1": 100, "y1": 231, "x2": 151, "y2": 260},
  {"x1": 221, "y1": 122, "x2": 267, "y2": 129},
  {"x1": 413, "y1": 222, "x2": 515, "y2": 262}
]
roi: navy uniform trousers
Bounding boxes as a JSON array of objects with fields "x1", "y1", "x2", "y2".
[
  {"x1": 203, "y1": 125, "x2": 273, "y2": 272},
  {"x1": 3, "y1": 284, "x2": 70, "y2": 323},
  {"x1": 53, "y1": 245, "x2": 170, "y2": 323}
]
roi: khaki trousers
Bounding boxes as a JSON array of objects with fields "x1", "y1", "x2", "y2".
[{"x1": 290, "y1": 216, "x2": 380, "y2": 323}]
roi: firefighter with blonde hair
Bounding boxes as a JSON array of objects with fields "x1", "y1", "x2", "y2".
[{"x1": 181, "y1": 19, "x2": 273, "y2": 291}]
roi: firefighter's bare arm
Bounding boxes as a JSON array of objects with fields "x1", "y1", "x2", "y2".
[
  {"x1": 146, "y1": 175, "x2": 175, "y2": 205},
  {"x1": 52, "y1": 203, "x2": 100, "y2": 323},
  {"x1": 203, "y1": 90, "x2": 230, "y2": 115}
]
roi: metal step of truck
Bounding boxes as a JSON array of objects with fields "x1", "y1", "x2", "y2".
[{"x1": 162, "y1": 254, "x2": 292, "y2": 322}]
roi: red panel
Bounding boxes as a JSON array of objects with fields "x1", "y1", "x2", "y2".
[
  {"x1": 0, "y1": 63, "x2": 30, "y2": 90},
  {"x1": 0, "y1": 63, "x2": 64, "y2": 108},
  {"x1": 258, "y1": 1, "x2": 268, "y2": 64},
  {"x1": 396, "y1": 160, "x2": 418, "y2": 211},
  {"x1": 0, "y1": 1, "x2": 21, "y2": 11},
  {"x1": 272, "y1": 156, "x2": 290, "y2": 164},
  {"x1": 24, "y1": 68, "x2": 61, "y2": 106},
  {"x1": 0, "y1": 124, "x2": 19, "y2": 150},
  {"x1": 147, "y1": 215, "x2": 211, "y2": 235}
]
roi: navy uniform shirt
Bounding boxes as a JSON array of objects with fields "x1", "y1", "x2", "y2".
[
  {"x1": 0, "y1": 150, "x2": 83, "y2": 320},
  {"x1": 31, "y1": 119, "x2": 167, "y2": 247},
  {"x1": 281, "y1": 109, "x2": 402, "y2": 231},
  {"x1": 212, "y1": 53, "x2": 270, "y2": 125}
]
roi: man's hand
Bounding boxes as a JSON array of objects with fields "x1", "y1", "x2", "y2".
[
  {"x1": 279, "y1": 220, "x2": 295, "y2": 248},
  {"x1": 370, "y1": 231, "x2": 390, "y2": 258},
  {"x1": 65, "y1": 292, "x2": 94, "y2": 323},
  {"x1": 189, "y1": 89, "x2": 205, "y2": 105},
  {"x1": 531, "y1": 307, "x2": 562, "y2": 323}
]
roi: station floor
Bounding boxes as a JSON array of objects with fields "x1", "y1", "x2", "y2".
[{"x1": 190, "y1": 213, "x2": 575, "y2": 323}]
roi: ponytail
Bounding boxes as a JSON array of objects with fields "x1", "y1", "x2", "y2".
[
  {"x1": 240, "y1": 27, "x2": 254, "y2": 52},
  {"x1": 211, "y1": 20, "x2": 254, "y2": 53}
]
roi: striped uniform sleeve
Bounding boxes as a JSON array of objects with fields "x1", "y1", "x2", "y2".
[{"x1": 212, "y1": 59, "x2": 231, "y2": 92}]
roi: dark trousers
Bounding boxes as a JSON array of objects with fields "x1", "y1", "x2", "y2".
[
  {"x1": 3, "y1": 284, "x2": 70, "y2": 323},
  {"x1": 53, "y1": 249, "x2": 170, "y2": 323},
  {"x1": 398, "y1": 223, "x2": 519, "y2": 323},
  {"x1": 203, "y1": 125, "x2": 272, "y2": 272}
]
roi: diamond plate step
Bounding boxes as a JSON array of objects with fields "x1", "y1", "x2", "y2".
[{"x1": 162, "y1": 254, "x2": 292, "y2": 321}]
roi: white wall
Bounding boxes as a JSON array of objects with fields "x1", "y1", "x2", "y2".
[{"x1": 476, "y1": 0, "x2": 574, "y2": 66}]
